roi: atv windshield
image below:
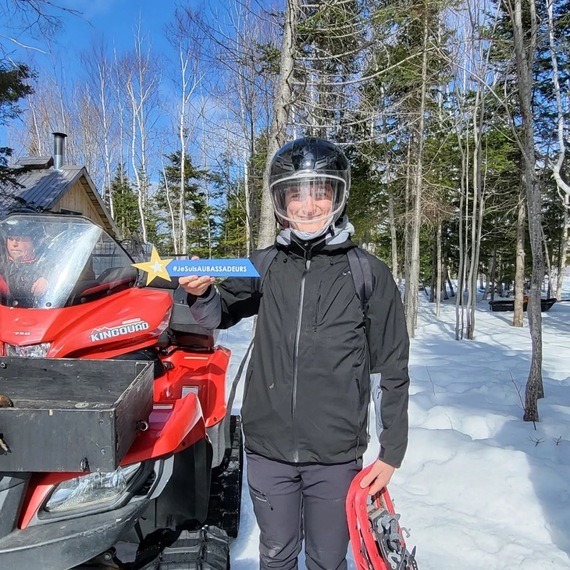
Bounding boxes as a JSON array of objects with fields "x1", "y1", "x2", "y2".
[{"x1": 0, "y1": 214, "x2": 139, "y2": 308}]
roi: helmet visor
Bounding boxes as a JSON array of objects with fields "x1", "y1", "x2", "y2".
[{"x1": 270, "y1": 174, "x2": 347, "y2": 230}]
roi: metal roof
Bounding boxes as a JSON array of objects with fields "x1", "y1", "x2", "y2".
[
  {"x1": 16, "y1": 156, "x2": 54, "y2": 168},
  {"x1": 0, "y1": 165, "x2": 118, "y2": 236}
]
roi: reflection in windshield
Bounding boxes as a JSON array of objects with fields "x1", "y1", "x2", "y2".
[{"x1": 0, "y1": 214, "x2": 138, "y2": 308}]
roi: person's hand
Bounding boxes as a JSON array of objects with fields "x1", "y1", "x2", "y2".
[
  {"x1": 359, "y1": 459, "x2": 396, "y2": 495},
  {"x1": 31, "y1": 277, "x2": 48, "y2": 296},
  {"x1": 178, "y1": 256, "x2": 215, "y2": 296}
]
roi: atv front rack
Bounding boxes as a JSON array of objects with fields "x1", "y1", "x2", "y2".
[{"x1": 346, "y1": 466, "x2": 418, "y2": 570}]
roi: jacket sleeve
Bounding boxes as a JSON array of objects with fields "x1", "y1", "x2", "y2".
[
  {"x1": 187, "y1": 286, "x2": 223, "y2": 330},
  {"x1": 367, "y1": 258, "x2": 410, "y2": 468},
  {"x1": 187, "y1": 271, "x2": 262, "y2": 330}
]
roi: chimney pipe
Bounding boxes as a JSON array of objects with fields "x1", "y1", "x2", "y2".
[{"x1": 53, "y1": 132, "x2": 67, "y2": 170}]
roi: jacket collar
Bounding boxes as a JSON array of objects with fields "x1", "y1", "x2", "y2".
[
  {"x1": 276, "y1": 215, "x2": 355, "y2": 249},
  {"x1": 276, "y1": 216, "x2": 357, "y2": 258}
]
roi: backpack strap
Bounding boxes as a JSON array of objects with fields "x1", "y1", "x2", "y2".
[
  {"x1": 348, "y1": 247, "x2": 377, "y2": 373},
  {"x1": 347, "y1": 247, "x2": 374, "y2": 315},
  {"x1": 251, "y1": 245, "x2": 279, "y2": 293}
]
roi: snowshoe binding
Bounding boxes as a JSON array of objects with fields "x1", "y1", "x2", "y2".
[{"x1": 346, "y1": 466, "x2": 417, "y2": 570}]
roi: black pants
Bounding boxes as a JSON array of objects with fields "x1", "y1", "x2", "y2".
[{"x1": 246, "y1": 452, "x2": 362, "y2": 570}]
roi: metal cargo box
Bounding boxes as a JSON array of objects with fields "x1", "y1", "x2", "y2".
[{"x1": 0, "y1": 357, "x2": 154, "y2": 473}]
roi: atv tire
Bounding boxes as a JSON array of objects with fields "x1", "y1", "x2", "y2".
[{"x1": 205, "y1": 415, "x2": 243, "y2": 538}]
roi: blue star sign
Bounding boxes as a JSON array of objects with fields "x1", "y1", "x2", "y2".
[{"x1": 167, "y1": 258, "x2": 260, "y2": 278}]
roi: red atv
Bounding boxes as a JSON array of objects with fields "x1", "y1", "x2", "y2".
[{"x1": 0, "y1": 212, "x2": 242, "y2": 569}]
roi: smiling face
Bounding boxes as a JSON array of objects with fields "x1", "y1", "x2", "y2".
[
  {"x1": 271, "y1": 171, "x2": 348, "y2": 235},
  {"x1": 284, "y1": 182, "x2": 334, "y2": 233},
  {"x1": 6, "y1": 235, "x2": 35, "y2": 261},
  {"x1": 269, "y1": 138, "x2": 351, "y2": 235}
]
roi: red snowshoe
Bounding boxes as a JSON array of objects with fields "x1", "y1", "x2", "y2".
[{"x1": 346, "y1": 465, "x2": 417, "y2": 570}]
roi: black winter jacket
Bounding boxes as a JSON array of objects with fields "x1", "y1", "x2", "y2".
[
  {"x1": 0, "y1": 258, "x2": 43, "y2": 307},
  {"x1": 189, "y1": 237, "x2": 409, "y2": 468}
]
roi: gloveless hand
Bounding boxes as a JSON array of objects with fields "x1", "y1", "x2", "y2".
[
  {"x1": 359, "y1": 459, "x2": 396, "y2": 495},
  {"x1": 178, "y1": 256, "x2": 215, "y2": 296},
  {"x1": 31, "y1": 277, "x2": 48, "y2": 296},
  {"x1": 179, "y1": 275, "x2": 215, "y2": 296}
]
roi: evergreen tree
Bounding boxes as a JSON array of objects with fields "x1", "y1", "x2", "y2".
[
  {"x1": 218, "y1": 177, "x2": 249, "y2": 258},
  {"x1": 154, "y1": 151, "x2": 220, "y2": 257},
  {"x1": 215, "y1": 131, "x2": 268, "y2": 257},
  {"x1": 0, "y1": 62, "x2": 34, "y2": 186},
  {"x1": 110, "y1": 164, "x2": 140, "y2": 238}
]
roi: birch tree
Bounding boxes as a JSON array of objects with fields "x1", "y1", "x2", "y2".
[
  {"x1": 404, "y1": 7, "x2": 430, "y2": 336},
  {"x1": 166, "y1": 11, "x2": 204, "y2": 255},
  {"x1": 447, "y1": 1, "x2": 498, "y2": 338},
  {"x1": 211, "y1": 0, "x2": 278, "y2": 254},
  {"x1": 505, "y1": 0, "x2": 545, "y2": 421},
  {"x1": 545, "y1": 0, "x2": 570, "y2": 298},
  {"x1": 121, "y1": 25, "x2": 160, "y2": 243},
  {"x1": 258, "y1": 0, "x2": 298, "y2": 248},
  {"x1": 175, "y1": 1, "x2": 279, "y2": 253},
  {"x1": 81, "y1": 43, "x2": 116, "y2": 212}
]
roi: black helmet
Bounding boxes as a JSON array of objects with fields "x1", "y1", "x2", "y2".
[
  {"x1": 1, "y1": 216, "x2": 45, "y2": 243},
  {"x1": 3, "y1": 218, "x2": 36, "y2": 238},
  {"x1": 269, "y1": 137, "x2": 350, "y2": 230}
]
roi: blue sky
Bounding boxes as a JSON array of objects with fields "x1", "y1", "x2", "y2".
[
  {"x1": 59, "y1": 0, "x2": 174, "y2": 51},
  {"x1": 2, "y1": 0, "x2": 177, "y2": 68},
  {"x1": 0, "y1": 1, "x2": 178, "y2": 160},
  {"x1": 1, "y1": 0, "x2": 273, "y2": 187}
]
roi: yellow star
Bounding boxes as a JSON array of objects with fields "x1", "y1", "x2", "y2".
[{"x1": 132, "y1": 246, "x2": 173, "y2": 285}]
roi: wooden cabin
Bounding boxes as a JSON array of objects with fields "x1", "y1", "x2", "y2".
[{"x1": 0, "y1": 133, "x2": 118, "y2": 236}]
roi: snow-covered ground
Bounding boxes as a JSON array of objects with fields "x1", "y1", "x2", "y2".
[{"x1": 221, "y1": 287, "x2": 570, "y2": 569}]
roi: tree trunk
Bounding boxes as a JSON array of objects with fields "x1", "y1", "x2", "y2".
[
  {"x1": 513, "y1": 186, "x2": 526, "y2": 326},
  {"x1": 388, "y1": 193, "x2": 399, "y2": 284},
  {"x1": 435, "y1": 221, "x2": 442, "y2": 317},
  {"x1": 545, "y1": 0, "x2": 569, "y2": 298},
  {"x1": 466, "y1": 98, "x2": 479, "y2": 339},
  {"x1": 454, "y1": 70, "x2": 471, "y2": 341},
  {"x1": 162, "y1": 157, "x2": 177, "y2": 253},
  {"x1": 429, "y1": 233, "x2": 436, "y2": 303},
  {"x1": 546, "y1": 0, "x2": 570, "y2": 213},
  {"x1": 447, "y1": 273, "x2": 455, "y2": 298},
  {"x1": 541, "y1": 225, "x2": 552, "y2": 299},
  {"x1": 556, "y1": 196, "x2": 569, "y2": 299},
  {"x1": 509, "y1": 0, "x2": 544, "y2": 420},
  {"x1": 403, "y1": 142, "x2": 413, "y2": 328},
  {"x1": 488, "y1": 249, "x2": 497, "y2": 302},
  {"x1": 404, "y1": 9, "x2": 429, "y2": 338},
  {"x1": 258, "y1": 0, "x2": 298, "y2": 248},
  {"x1": 455, "y1": 131, "x2": 468, "y2": 340}
]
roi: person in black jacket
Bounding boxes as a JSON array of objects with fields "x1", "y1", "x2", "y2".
[{"x1": 180, "y1": 137, "x2": 410, "y2": 570}]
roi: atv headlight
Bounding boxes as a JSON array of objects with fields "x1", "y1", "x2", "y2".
[
  {"x1": 44, "y1": 463, "x2": 141, "y2": 514},
  {"x1": 5, "y1": 342, "x2": 50, "y2": 358}
]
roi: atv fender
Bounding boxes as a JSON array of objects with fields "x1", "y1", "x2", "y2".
[
  {"x1": 19, "y1": 394, "x2": 206, "y2": 531},
  {"x1": 122, "y1": 393, "x2": 207, "y2": 465}
]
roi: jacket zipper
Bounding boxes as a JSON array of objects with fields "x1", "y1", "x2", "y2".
[{"x1": 292, "y1": 247, "x2": 312, "y2": 463}]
